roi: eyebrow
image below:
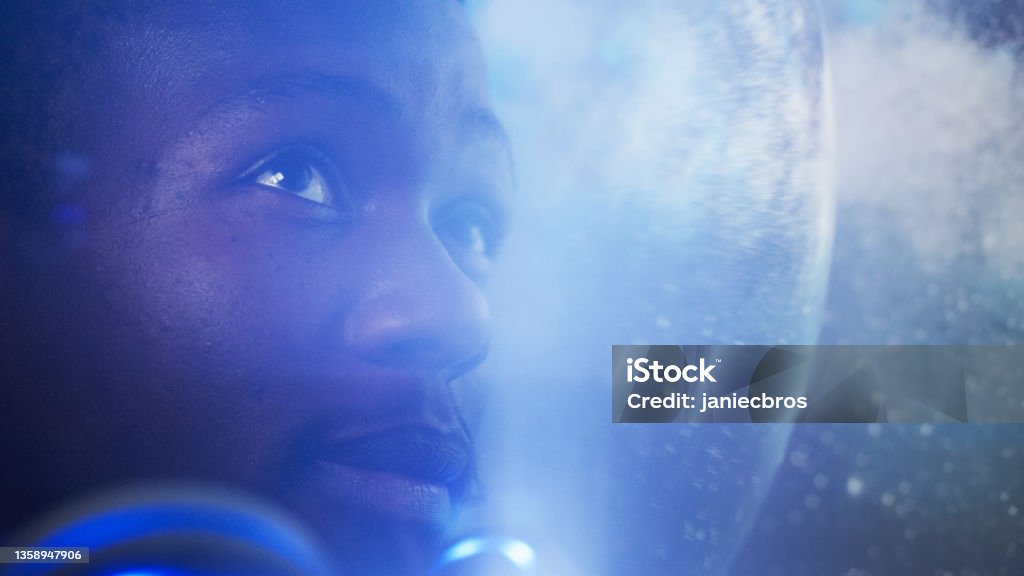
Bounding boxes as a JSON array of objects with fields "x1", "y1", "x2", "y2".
[
  {"x1": 228, "y1": 71, "x2": 403, "y2": 118},
  {"x1": 203, "y1": 70, "x2": 514, "y2": 170},
  {"x1": 212, "y1": 71, "x2": 508, "y2": 135}
]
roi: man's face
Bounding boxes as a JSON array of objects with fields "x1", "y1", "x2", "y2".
[{"x1": 4, "y1": 1, "x2": 510, "y2": 572}]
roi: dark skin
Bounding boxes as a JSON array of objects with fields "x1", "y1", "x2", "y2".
[{"x1": 0, "y1": 1, "x2": 511, "y2": 574}]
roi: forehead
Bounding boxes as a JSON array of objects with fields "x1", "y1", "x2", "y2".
[{"x1": 64, "y1": 0, "x2": 488, "y2": 151}]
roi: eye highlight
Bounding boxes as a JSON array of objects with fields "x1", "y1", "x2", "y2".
[{"x1": 241, "y1": 146, "x2": 344, "y2": 208}]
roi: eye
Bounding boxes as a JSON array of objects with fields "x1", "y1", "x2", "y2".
[
  {"x1": 437, "y1": 202, "x2": 502, "y2": 263},
  {"x1": 242, "y1": 147, "x2": 340, "y2": 206}
]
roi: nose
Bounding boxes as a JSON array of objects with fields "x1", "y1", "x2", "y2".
[{"x1": 344, "y1": 220, "x2": 491, "y2": 377}]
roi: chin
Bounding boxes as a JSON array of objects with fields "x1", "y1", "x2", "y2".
[
  {"x1": 276, "y1": 470, "x2": 466, "y2": 575},
  {"x1": 307, "y1": 510, "x2": 448, "y2": 575}
]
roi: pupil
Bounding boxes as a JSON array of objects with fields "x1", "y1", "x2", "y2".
[{"x1": 274, "y1": 156, "x2": 312, "y2": 191}]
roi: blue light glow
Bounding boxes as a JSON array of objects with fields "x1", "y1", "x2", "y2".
[{"x1": 436, "y1": 536, "x2": 537, "y2": 572}]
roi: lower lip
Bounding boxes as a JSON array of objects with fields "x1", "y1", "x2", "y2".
[{"x1": 305, "y1": 460, "x2": 453, "y2": 525}]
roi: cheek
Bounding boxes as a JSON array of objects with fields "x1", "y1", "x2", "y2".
[
  {"x1": 90, "y1": 208, "x2": 352, "y2": 377},
  {"x1": 50, "y1": 208, "x2": 358, "y2": 479}
]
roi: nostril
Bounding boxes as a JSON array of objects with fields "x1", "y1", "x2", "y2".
[
  {"x1": 357, "y1": 330, "x2": 490, "y2": 375},
  {"x1": 344, "y1": 290, "x2": 491, "y2": 372},
  {"x1": 374, "y1": 337, "x2": 438, "y2": 365},
  {"x1": 445, "y1": 345, "x2": 491, "y2": 382}
]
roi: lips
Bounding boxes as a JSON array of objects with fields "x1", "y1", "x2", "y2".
[
  {"x1": 288, "y1": 425, "x2": 474, "y2": 526},
  {"x1": 316, "y1": 427, "x2": 472, "y2": 486}
]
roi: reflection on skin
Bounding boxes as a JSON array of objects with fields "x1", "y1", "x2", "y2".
[{"x1": 0, "y1": 1, "x2": 511, "y2": 574}]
